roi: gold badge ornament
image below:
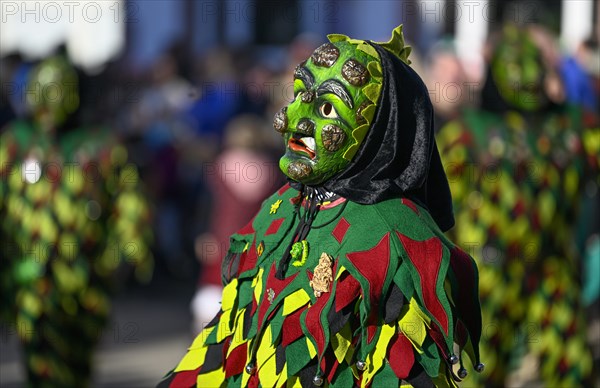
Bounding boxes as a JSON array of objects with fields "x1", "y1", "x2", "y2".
[{"x1": 310, "y1": 253, "x2": 334, "y2": 297}]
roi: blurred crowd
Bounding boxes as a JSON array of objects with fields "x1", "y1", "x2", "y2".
[{"x1": 1, "y1": 16, "x2": 599, "y2": 387}]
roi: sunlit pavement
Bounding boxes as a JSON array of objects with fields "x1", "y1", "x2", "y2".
[{"x1": 0, "y1": 276, "x2": 196, "y2": 387}]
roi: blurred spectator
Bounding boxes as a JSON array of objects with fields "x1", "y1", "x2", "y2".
[
  {"x1": 191, "y1": 114, "x2": 282, "y2": 333},
  {"x1": 0, "y1": 55, "x2": 31, "y2": 128},
  {"x1": 238, "y1": 63, "x2": 274, "y2": 117},
  {"x1": 424, "y1": 39, "x2": 474, "y2": 132},
  {"x1": 183, "y1": 47, "x2": 241, "y2": 142},
  {"x1": 125, "y1": 52, "x2": 198, "y2": 277},
  {"x1": 561, "y1": 36, "x2": 599, "y2": 112}
]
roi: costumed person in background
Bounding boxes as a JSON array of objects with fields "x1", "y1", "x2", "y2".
[
  {"x1": 0, "y1": 56, "x2": 153, "y2": 387},
  {"x1": 424, "y1": 40, "x2": 472, "y2": 134},
  {"x1": 437, "y1": 25, "x2": 599, "y2": 387},
  {"x1": 159, "y1": 25, "x2": 483, "y2": 387},
  {"x1": 191, "y1": 115, "x2": 281, "y2": 333}
]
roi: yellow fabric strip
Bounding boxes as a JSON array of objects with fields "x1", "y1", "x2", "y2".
[
  {"x1": 363, "y1": 323, "x2": 396, "y2": 387},
  {"x1": 276, "y1": 364, "x2": 288, "y2": 388},
  {"x1": 227, "y1": 308, "x2": 248, "y2": 357},
  {"x1": 282, "y1": 289, "x2": 310, "y2": 316},
  {"x1": 174, "y1": 346, "x2": 208, "y2": 372},
  {"x1": 335, "y1": 266, "x2": 346, "y2": 280},
  {"x1": 256, "y1": 326, "x2": 275, "y2": 367},
  {"x1": 306, "y1": 337, "x2": 317, "y2": 358},
  {"x1": 221, "y1": 278, "x2": 238, "y2": 312},
  {"x1": 216, "y1": 308, "x2": 234, "y2": 343},
  {"x1": 398, "y1": 298, "x2": 429, "y2": 352},
  {"x1": 253, "y1": 268, "x2": 264, "y2": 302},
  {"x1": 256, "y1": 325, "x2": 282, "y2": 388},
  {"x1": 286, "y1": 375, "x2": 303, "y2": 387},
  {"x1": 331, "y1": 324, "x2": 352, "y2": 364},
  {"x1": 190, "y1": 326, "x2": 214, "y2": 350},
  {"x1": 196, "y1": 367, "x2": 226, "y2": 387}
]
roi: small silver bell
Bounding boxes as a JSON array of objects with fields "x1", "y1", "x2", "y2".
[
  {"x1": 448, "y1": 355, "x2": 459, "y2": 365},
  {"x1": 313, "y1": 375, "x2": 324, "y2": 386},
  {"x1": 458, "y1": 368, "x2": 468, "y2": 378},
  {"x1": 355, "y1": 360, "x2": 367, "y2": 371},
  {"x1": 245, "y1": 363, "x2": 256, "y2": 375},
  {"x1": 475, "y1": 363, "x2": 485, "y2": 373}
]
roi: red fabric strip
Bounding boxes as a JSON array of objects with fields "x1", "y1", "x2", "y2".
[
  {"x1": 238, "y1": 237, "x2": 258, "y2": 274},
  {"x1": 281, "y1": 306, "x2": 306, "y2": 347},
  {"x1": 331, "y1": 217, "x2": 351, "y2": 244},
  {"x1": 334, "y1": 271, "x2": 361, "y2": 313},
  {"x1": 278, "y1": 184, "x2": 291, "y2": 195},
  {"x1": 346, "y1": 233, "x2": 391, "y2": 319},
  {"x1": 396, "y1": 233, "x2": 449, "y2": 334},
  {"x1": 237, "y1": 216, "x2": 256, "y2": 235},
  {"x1": 169, "y1": 367, "x2": 201, "y2": 388},
  {"x1": 401, "y1": 198, "x2": 419, "y2": 214},
  {"x1": 387, "y1": 333, "x2": 414, "y2": 379},
  {"x1": 265, "y1": 218, "x2": 285, "y2": 236},
  {"x1": 257, "y1": 263, "x2": 299, "y2": 329},
  {"x1": 224, "y1": 342, "x2": 247, "y2": 379}
]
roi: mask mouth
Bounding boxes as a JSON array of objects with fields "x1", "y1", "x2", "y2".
[{"x1": 288, "y1": 133, "x2": 316, "y2": 160}]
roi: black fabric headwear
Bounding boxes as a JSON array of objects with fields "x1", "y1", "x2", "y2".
[{"x1": 322, "y1": 43, "x2": 455, "y2": 232}]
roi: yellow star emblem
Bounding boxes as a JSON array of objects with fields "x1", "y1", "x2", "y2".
[{"x1": 270, "y1": 199, "x2": 283, "y2": 214}]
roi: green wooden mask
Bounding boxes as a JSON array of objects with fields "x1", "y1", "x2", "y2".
[{"x1": 26, "y1": 56, "x2": 80, "y2": 129}]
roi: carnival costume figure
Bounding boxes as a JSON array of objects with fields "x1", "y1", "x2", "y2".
[
  {"x1": 437, "y1": 26, "x2": 598, "y2": 386},
  {"x1": 0, "y1": 56, "x2": 153, "y2": 387},
  {"x1": 160, "y1": 26, "x2": 483, "y2": 388}
]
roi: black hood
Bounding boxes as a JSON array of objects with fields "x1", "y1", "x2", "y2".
[{"x1": 322, "y1": 42, "x2": 455, "y2": 232}]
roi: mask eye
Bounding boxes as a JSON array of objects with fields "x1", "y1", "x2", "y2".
[{"x1": 319, "y1": 102, "x2": 338, "y2": 119}]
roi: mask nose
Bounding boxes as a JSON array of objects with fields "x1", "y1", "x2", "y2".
[{"x1": 274, "y1": 90, "x2": 314, "y2": 136}]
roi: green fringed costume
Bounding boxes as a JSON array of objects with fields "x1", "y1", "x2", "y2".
[
  {"x1": 0, "y1": 57, "x2": 153, "y2": 387},
  {"x1": 160, "y1": 26, "x2": 483, "y2": 387},
  {"x1": 437, "y1": 26, "x2": 599, "y2": 386}
]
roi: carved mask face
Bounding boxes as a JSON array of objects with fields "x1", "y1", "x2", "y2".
[
  {"x1": 274, "y1": 40, "x2": 381, "y2": 185},
  {"x1": 491, "y1": 27, "x2": 547, "y2": 111}
]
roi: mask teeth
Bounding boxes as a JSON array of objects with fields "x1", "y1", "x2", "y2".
[{"x1": 301, "y1": 137, "x2": 316, "y2": 152}]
